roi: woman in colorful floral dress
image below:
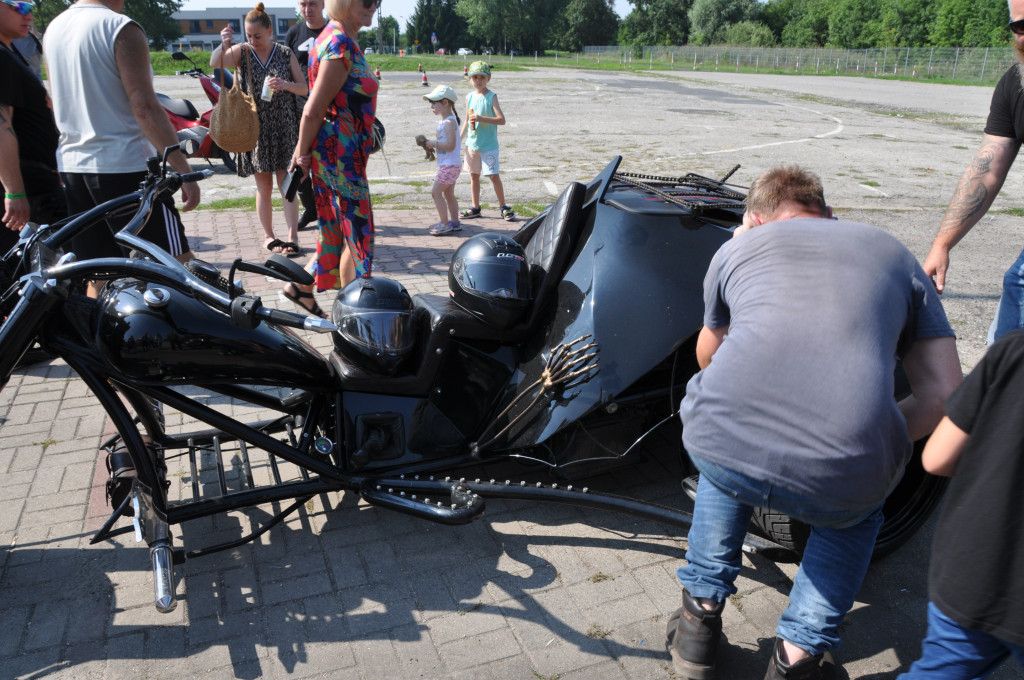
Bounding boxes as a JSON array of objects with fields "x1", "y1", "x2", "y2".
[
  {"x1": 282, "y1": 0, "x2": 379, "y2": 316},
  {"x1": 211, "y1": 3, "x2": 307, "y2": 256}
]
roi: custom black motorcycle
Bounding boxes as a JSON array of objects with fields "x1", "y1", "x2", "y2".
[{"x1": 0, "y1": 149, "x2": 947, "y2": 613}]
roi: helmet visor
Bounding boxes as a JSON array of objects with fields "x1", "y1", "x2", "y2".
[
  {"x1": 337, "y1": 309, "x2": 417, "y2": 355},
  {"x1": 455, "y1": 259, "x2": 530, "y2": 300}
]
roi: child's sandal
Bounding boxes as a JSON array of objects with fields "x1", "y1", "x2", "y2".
[
  {"x1": 459, "y1": 206, "x2": 481, "y2": 219},
  {"x1": 429, "y1": 221, "x2": 455, "y2": 235},
  {"x1": 500, "y1": 206, "x2": 515, "y2": 221}
]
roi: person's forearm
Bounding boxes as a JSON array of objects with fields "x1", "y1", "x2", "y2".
[
  {"x1": 933, "y1": 136, "x2": 1018, "y2": 252},
  {"x1": 132, "y1": 98, "x2": 189, "y2": 172},
  {"x1": 0, "y1": 114, "x2": 24, "y2": 193}
]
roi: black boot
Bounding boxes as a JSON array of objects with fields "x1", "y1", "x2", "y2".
[
  {"x1": 665, "y1": 588, "x2": 724, "y2": 680},
  {"x1": 763, "y1": 638, "x2": 835, "y2": 680}
]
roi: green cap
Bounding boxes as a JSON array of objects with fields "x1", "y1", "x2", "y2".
[{"x1": 467, "y1": 61, "x2": 491, "y2": 77}]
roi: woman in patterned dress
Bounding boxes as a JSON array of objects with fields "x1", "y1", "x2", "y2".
[
  {"x1": 211, "y1": 3, "x2": 307, "y2": 256},
  {"x1": 281, "y1": 0, "x2": 379, "y2": 317}
]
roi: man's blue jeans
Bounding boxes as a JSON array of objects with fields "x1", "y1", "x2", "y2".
[
  {"x1": 676, "y1": 455, "x2": 884, "y2": 656},
  {"x1": 900, "y1": 602, "x2": 1024, "y2": 679},
  {"x1": 988, "y1": 249, "x2": 1024, "y2": 344}
]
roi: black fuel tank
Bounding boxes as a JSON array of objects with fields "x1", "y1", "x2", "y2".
[{"x1": 96, "y1": 280, "x2": 334, "y2": 388}]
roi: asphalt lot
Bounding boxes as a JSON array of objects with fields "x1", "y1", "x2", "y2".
[{"x1": 1, "y1": 66, "x2": 1022, "y2": 679}]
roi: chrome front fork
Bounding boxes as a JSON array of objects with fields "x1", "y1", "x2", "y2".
[{"x1": 131, "y1": 481, "x2": 177, "y2": 613}]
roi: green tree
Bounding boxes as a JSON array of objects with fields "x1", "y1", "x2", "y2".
[
  {"x1": 723, "y1": 20, "x2": 777, "y2": 46},
  {"x1": 456, "y1": 0, "x2": 567, "y2": 54},
  {"x1": 760, "y1": 0, "x2": 830, "y2": 47},
  {"x1": 553, "y1": 0, "x2": 619, "y2": 51},
  {"x1": 931, "y1": 0, "x2": 1009, "y2": 47},
  {"x1": 408, "y1": 0, "x2": 469, "y2": 53},
  {"x1": 688, "y1": 0, "x2": 756, "y2": 45},
  {"x1": 37, "y1": 0, "x2": 183, "y2": 50},
  {"x1": 618, "y1": 0, "x2": 690, "y2": 48},
  {"x1": 827, "y1": 0, "x2": 884, "y2": 48}
]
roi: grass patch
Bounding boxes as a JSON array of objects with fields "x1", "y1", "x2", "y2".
[
  {"x1": 195, "y1": 197, "x2": 257, "y2": 211},
  {"x1": 589, "y1": 571, "x2": 614, "y2": 583},
  {"x1": 33, "y1": 437, "x2": 58, "y2": 452},
  {"x1": 953, "y1": 145, "x2": 968, "y2": 150},
  {"x1": 859, "y1": 180, "x2": 880, "y2": 187},
  {"x1": 531, "y1": 671, "x2": 560, "y2": 680},
  {"x1": 585, "y1": 623, "x2": 612, "y2": 639},
  {"x1": 994, "y1": 207, "x2": 1024, "y2": 217}
]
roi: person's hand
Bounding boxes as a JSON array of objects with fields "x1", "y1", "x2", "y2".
[
  {"x1": 180, "y1": 181, "x2": 200, "y2": 212},
  {"x1": 467, "y1": 109, "x2": 478, "y2": 127},
  {"x1": 268, "y1": 76, "x2": 286, "y2": 92},
  {"x1": 220, "y1": 25, "x2": 234, "y2": 48},
  {"x1": 290, "y1": 153, "x2": 311, "y2": 175},
  {"x1": 922, "y1": 245, "x2": 950, "y2": 294},
  {"x1": 2, "y1": 196, "x2": 30, "y2": 232}
]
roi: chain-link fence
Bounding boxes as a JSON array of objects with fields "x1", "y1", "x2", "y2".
[{"x1": 582, "y1": 45, "x2": 1017, "y2": 83}]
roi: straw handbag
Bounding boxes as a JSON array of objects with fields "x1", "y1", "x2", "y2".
[{"x1": 209, "y1": 43, "x2": 260, "y2": 154}]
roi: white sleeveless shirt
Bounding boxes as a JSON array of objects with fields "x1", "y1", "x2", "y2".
[
  {"x1": 435, "y1": 114, "x2": 461, "y2": 167},
  {"x1": 43, "y1": 4, "x2": 156, "y2": 173}
]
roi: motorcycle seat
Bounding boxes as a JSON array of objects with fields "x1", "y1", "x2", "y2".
[
  {"x1": 330, "y1": 181, "x2": 587, "y2": 396},
  {"x1": 157, "y1": 93, "x2": 200, "y2": 121}
]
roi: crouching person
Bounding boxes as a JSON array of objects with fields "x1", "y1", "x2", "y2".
[{"x1": 668, "y1": 166, "x2": 963, "y2": 679}]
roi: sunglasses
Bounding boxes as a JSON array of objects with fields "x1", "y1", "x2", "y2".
[
  {"x1": 1011, "y1": 19, "x2": 1024, "y2": 35},
  {"x1": 0, "y1": 0, "x2": 34, "y2": 15},
  {"x1": 362, "y1": 0, "x2": 381, "y2": 8}
]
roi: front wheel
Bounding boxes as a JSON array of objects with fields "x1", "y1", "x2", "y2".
[
  {"x1": 219, "y1": 149, "x2": 238, "y2": 174},
  {"x1": 751, "y1": 437, "x2": 947, "y2": 560}
]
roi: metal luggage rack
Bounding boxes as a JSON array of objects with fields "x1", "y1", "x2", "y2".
[{"x1": 612, "y1": 170, "x2": 748, "y2": 213}]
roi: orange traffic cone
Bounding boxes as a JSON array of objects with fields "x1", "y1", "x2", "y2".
[
  {"x1": 374, "y1": 66, "x2": 381, "y2": 79},
  {"x1": 421, "y1": 71, "x2": 429, "y2": 86}
]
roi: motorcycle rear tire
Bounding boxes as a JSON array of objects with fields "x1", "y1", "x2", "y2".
[
  {"x1": 219, "y1": 149, "x2": 238, "y2": 174},
  {"x1": 750, "y1": 437, "x2": 947, "y2": 561}
]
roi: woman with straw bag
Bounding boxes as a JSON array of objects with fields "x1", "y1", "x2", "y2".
[{"x1": 210, "y1": 3, "x2": 307, "y2": 257}]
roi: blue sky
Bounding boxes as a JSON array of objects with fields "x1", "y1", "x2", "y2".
[{"x1": 179, "y1": 0, "x2": 634, "y2": 32}]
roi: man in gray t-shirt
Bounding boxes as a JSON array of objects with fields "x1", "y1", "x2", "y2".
[{"x1": 666, "y1": 166, "x2": 963, "y2": 680}]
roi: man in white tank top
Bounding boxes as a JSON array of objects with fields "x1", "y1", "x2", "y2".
[{"x1": 43, "y1": 0, "x2": 199, "y2": 296}]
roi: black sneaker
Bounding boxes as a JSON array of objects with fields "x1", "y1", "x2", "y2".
[
  {"x1": 763, "y1": 638, "x2": 835, "y2": 680},
  {"x1": 666, "y1": 588, "x2": 724, "y2": 679}
]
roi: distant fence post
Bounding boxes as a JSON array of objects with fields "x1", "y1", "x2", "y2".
[
  {"x1": 952, "y1": 47, "x2": 960, "y2": 79},
  {"x1": 981, "y1": 47, "x2": 989, "y2": 80}
]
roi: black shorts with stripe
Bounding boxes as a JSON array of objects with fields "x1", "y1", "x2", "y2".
[{"x1": 62, "y1": 171, "x2": 190, "y2": 261}]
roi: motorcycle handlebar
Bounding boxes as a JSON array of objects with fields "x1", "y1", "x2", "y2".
[{"x1": 15, "y1": 165, "x2": 334, "y2": 334}]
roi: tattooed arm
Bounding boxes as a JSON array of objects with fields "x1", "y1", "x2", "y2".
[
  {"x1": 0, "y1": 102, "x2": 30, "y2": 232},
  {"x1": 923, "y1": 134, "x2": 1020, "y2": 293}
]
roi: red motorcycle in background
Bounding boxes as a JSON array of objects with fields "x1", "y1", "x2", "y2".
[{"x1": 157, "y1": 51, "x2": 239, "y2": 173}]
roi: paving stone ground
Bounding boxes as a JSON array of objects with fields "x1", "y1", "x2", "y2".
[{"x1": 4, "y1": 68, "x2": 1024, "y2": 680}]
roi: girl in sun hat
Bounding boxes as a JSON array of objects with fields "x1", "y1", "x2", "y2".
[{"x1": 421, "y1": 84, "x2": 463, "y2": 235}]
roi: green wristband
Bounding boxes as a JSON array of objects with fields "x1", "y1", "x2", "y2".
[{"x1": 5, "y1": 192, "x2": 26, "y2": 200}]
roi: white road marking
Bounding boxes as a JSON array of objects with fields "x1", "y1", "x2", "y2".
[{"x1": 859, "y1": 184, "x2": 890, "y2": 197}]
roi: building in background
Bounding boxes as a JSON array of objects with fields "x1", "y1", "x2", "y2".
[{"x1": 170, "y1": 2, "x2": 297, "y2": 51}]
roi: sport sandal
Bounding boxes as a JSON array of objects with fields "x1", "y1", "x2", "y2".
[
  {"x1": 500, "y1": 205, "x2": 515, "y2": 221},
  {"x1": 429, "y1": 221, "x2": 455, "y2": 235},
  {"x1": 459, "y1": 206, "x2": 481, "y2": 219}
]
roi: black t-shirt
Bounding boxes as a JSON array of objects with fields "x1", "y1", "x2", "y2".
[
  {"x1": 285, "y1": 20, "x2": 324, "y2": 80},
  {"x1": 929, "y1": 328, "x2": 1024, "y2": 646},
  {"x1": 985, "y1": 64, "x2": 1024, "y2": 141},
  {"x1": 0, "y1": 42, "x2": 60, "y2": 195}
]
